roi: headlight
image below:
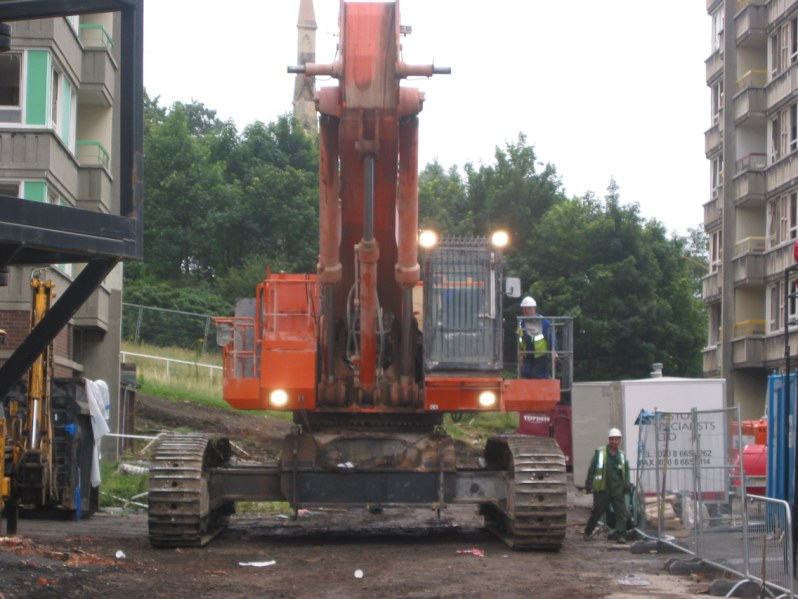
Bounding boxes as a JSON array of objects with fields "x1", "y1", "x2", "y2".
[
  {"x1": 270, "y1": 389, "x2": 289, "y2": 407},
  {"x1": 419, "y1": 229, "x2": 438, "y2": 249},
  {"x1": 491, "y1": 230, "x2": 509, "y2": 248},
  {"x1": 478, "y1": 391, "x2": 497, "y2": 407}
]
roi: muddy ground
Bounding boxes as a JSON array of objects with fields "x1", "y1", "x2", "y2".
[{"x1": 0, "y1": 397, "x2": 726, "y2": 598}]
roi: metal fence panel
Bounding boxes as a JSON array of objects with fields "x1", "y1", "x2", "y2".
[
  {"x1": 634, "y1": 408, "x2": 741, "y2": 557},
  {"x1": 122, "y1": 303, "x2": 217, "y2": 353},
  {"x1": 634, "y1": 407, "x2": 794, "y2": 597},
  {"x1": 743, "y1": 495, "x2": 794, "y2": 598}
]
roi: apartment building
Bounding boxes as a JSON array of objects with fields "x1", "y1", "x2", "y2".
[
  {"x1": 703, "y1": 0, "x2": 798, "y2": 418},
  {"x1": 0, "y1": 14, "x2": 123, "y2": 399}
]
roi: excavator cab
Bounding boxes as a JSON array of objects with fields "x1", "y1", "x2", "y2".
[{"x1": 422, "y1": 237, "x2": 503, "y2": 373}]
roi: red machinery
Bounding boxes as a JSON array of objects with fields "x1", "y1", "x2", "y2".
[
  {"x1": 730, "y1": 419, "x2": 767, "y2": 495},
  {"x1": 148, "y1": 1, "x2": 570, "y2": 550}
]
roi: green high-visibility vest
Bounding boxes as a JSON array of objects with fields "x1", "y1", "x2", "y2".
[
  {"x1": 518, "y1": 323, "x2": 548, "y2": 358},
  {"x1": 590, "y1": 446, "x2": 626, "y2": 492}
]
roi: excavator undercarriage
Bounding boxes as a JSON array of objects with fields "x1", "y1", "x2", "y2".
[{"x1": 148, "y1": 430, "x2": 566, "y2": 550}]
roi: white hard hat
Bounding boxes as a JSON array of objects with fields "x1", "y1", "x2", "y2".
[
  {"x1": 520, "y1": 296, "x2": 536, "y2": 308},
  {"x1": 608, "y1": 428, "x2": 622, "y2": 438}
]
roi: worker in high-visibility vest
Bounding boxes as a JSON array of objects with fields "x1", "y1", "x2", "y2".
[
  {"x1": 517, "y1": 296, "x2": 554, "y2": 379},
  {"x1": 583, "y1": 428, "x2": 632, "y2": 543}
]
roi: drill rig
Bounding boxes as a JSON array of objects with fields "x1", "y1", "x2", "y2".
[
  {"x1": 147, "y1": 0, "x2": 570, "y2": 550},
  {"x1": 1, "y1": 272, "x2": 98, "y2": 534}
]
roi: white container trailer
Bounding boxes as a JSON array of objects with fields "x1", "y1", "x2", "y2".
[{"x1": 572, "y1": 377, "x2": 726, "y2": 488}]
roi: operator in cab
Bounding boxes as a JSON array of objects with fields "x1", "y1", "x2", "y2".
[{"x1": 517, "y1": 296, "x2": 554, "y2": 379}]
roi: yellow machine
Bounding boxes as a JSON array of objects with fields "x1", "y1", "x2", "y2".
[{"x1": 1, "y1": 272, "x2": 97, "y2": 535}]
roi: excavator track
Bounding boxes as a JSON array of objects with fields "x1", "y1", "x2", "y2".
[
  {"x1": 148, "y1": 432, "x2": 233, "y2": 548},
  {"x1": 481, "y1": 435, "x2": 567, "y2": 550}
]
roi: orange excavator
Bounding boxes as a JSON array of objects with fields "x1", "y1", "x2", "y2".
[{"x1": 147, "y1": 0, "x2": 571, "y2": 550}]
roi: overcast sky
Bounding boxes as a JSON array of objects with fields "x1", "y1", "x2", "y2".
[{"x1": 144, "y1": 1, "x2": 709, "y2": 237}]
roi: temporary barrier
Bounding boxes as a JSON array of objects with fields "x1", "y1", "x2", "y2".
[
  {"x1": 634, "y1": 407, "x2": 794, "y2": 597},
  {"x1": 740, "y1": 495, "x2": 794, "y2": 598}
]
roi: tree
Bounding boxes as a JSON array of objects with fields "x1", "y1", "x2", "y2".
[
  {"x1": 418, "y1": 161, "x2": 471, "y2": 234},
  {"x1": 462, "y1": 134, "x2": 566, "y2": 282},
  {"x1": 524, "y1": 182, "x2": 705, "y2": 380},
  {"x1": 143, "y1": 99, "x2": 240, "y2": 280}
]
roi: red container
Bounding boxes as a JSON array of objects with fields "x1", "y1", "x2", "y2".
[{"x1": 519, "y1": 405, "x2": 573, "y2": 467}]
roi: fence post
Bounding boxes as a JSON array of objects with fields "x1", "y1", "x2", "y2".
[
  {"x1": 134, "y1": 304, "x2": 144, "y2": 343},
  {"x1": 202, "y1": 316, "x2": 211, "y2": 355}
]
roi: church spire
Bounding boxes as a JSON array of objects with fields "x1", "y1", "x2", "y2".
[{"x1": 293, "y1": 0, "x2": 317, "y2": 132}]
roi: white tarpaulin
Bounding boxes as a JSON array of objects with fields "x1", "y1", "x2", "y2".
[{"x1": 85, "y1": 378, "x2": 110, "y2": 487}]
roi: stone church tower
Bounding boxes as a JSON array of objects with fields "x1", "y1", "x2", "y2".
[{"x1": 293, "y1": 0, "x2": 317, "y2": 132}]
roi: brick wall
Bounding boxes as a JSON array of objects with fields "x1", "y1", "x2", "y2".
[{"x1": 0, "y1": 310, "x2": 75, "y2": 377}]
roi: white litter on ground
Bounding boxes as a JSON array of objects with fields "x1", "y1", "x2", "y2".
[{"x1": 616, "y1": 574, "x2": 651, "y2": 586}]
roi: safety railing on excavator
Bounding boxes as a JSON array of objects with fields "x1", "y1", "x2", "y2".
[{"x1": 515, "y1": 316, "x2": 573, "y2": 393}]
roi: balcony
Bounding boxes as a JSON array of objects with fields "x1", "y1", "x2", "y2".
[
  {"x1": 762, "y1": 331, "x2": 798, "y2": 366},
  {"x1": 0, "y1": 130, "x2": 80, "y2": 192},
  {"x1": 733, "y1": 237, "x2": 766, "y2": 285},
  {"x1": 702, "y1": 345, "x2": 720, "y2": 377},
  {"x1": 768, "y1": 0, "x2": 798, "y2": 28},
  {"x1": 735, "y1": 2, "x2": 768, "y2": 47},
  {"x1": 11, "y1": 19, "x2": 82, "y2": 77},
  {"x1": 731, "y1": 336, "x2": 764, "y2": 366},
  {"x1": 79, "y1": 23, "x2": 114, "y2": 50},
  {"x1": 80, "y1": 46, "x2": 116, "y2": 106},
  {"x1": 707, "y1": 0, "x2": 721, "y2": 12},
  {"x1": 766, "y1": 151, "x2": 798, "y2": 195},
  {"x1": 705, "y1": 123, "x2": 722, "y2": 157},
  {"x1": 704, "y1": 197, "x2": 722, "y2": 229},
  {"x1": 734, "y1": 153, "x2": 767, "y2": 207},
  {"x1": 733, "y1": 77, "x2": 766, "y2": 125},
  {"x1": 706, "y1": 50, "x2": 723, "y2": 84},
  {"x1": 703, "y1": 268, "x2": 722, "y2": 302},
  {"x1": 767, "y1": 64, "x2": 798, "y2": 112},
  {"x1": 72, "y1": 280, "x2": 110, "y2": 331},
  {"x1": 77, "y1": 161, "x2": 113, "y2": 213},
  {"x1": 734, "y1": 320, "x2": 765, "y2": 337},
  {"x1": 76, "y1": 140, "x2": 110, "y2": 169},
  {"x1": 764, "y1": 242, "x2": 796, "y2": 279}
]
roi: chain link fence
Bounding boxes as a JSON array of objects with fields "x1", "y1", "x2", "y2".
[{"x1": 122, "y1": 303, "x2": 219, "y2": 354}]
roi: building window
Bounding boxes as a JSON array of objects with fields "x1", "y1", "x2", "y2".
[
  {"x1": 49, "y1": 66, "x2": 75, "y2": 147},
  {"x1": 708, "y1": 303, "x2": 721, "y2": 346},
  {"x1": 51, "y1": 68, "x2": 60, "y2": 130},
  {"x1": 0, "y1": 53, "x2": 22, "y2": 123},
  {"x1": 771, "y1": 20, "x2": 798, "y2": 79},
  {"x1": 792, "y1": 104, "x2": 798, "y2": 152},
  {"x1": 65, "y1": 15, "x2": 79, "y2": 33},
  {"x1": 770, "y1": 283, "x2": 783, "y2": 332},
  {"x1": 0, "y1": 53, "x2": 20, "y2": 106},
  {"x1": 780, "y1": 194, "x2": 798, "y2": 242},
  {"x1": 782, "y1": 21, "x2": 792, "y2": 73},
  {"x1": 769, "y1": 281, "x2": 798, "y2": 332},
  {"x1": 772, "y1": 33, "x2": 780, "y2": 78},
  {"x1": 711, "y1": 80, "x2": 723, "y2": 126},
  {"x1": 792, "y1": 17, "x2": 798, "y2": 63},
  {"x1": 767, "y1": 193, "x2": 798, "y2": 248},
  {"x1": 0, "y1": 181, "x2": 20, "y2": 197},
  {"x1": 710, "y1": 230, "x2": 722, "y2": 273},
  {"x1": 770, "y1": 105, "x2": 796, "y2": 163},
  {"x1": 711, "y1": 156, "x2": 723, "y2": 197},
  {"x1": 712, "y1": 9, "x2": 724, "y2": 54}
]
